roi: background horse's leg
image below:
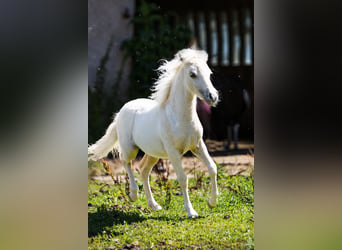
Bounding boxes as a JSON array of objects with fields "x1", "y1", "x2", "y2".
[
  {"x1": 139, "y1": 155, "x2": 162, "y2": 210},
  {"x1": 166, "y1": 148, "x2": 198, "y2": 218},
  {"x1": 122, "y1": 161, "x2": 139, "y2": 201},
  {"x1": 233, "y1": 123, "x2": 240, "y2": 150},
  {"x1": 192, "y1": 139, "x2": 219, "y2": 208},
  {"x1": 227, "y1": 125, "x2": 232, "y2": 150}
]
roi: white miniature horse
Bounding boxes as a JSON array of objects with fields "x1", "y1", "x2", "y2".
[{"x1": 88, "y1": 48, "x2": 219, "y2": 218}]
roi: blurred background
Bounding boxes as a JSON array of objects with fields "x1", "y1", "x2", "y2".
[{"x1": 0, "y1": 0, "x2": 341, "y2": 249}]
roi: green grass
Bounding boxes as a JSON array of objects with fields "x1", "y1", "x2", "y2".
[{"x1": 88, "y1": 165, "x2": 254, "y2": 249}]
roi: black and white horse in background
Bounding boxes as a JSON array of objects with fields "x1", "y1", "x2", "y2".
[{"x1": 197, "y1": 75, "x2": 251, "y2": 150}]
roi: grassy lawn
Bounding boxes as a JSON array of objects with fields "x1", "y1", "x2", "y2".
[{"x1": 88, "y1": 163, "x2": 254, "y2": 249}]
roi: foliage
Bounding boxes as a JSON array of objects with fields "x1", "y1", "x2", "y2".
[
  {"x1": 89, "y1": 1, "x2": 192, "y2": 144},
  {"x1": 88, "y1": 167, "x2": 254, "y2": 249},
  {"x1": 88, "y1": 37, "x2": 125, "y2": 144},
  {"x1": 121, "y1": 1, "x2": 192, "y2": 99}
]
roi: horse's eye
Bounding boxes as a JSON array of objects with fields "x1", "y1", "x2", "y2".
[{"x1": 190, "y1": 71, "x2": 197, "y2": 78}]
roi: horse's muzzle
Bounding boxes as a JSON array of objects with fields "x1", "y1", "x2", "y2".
[{"x1": 205, "y1": 91, "x2": 219, "y2": 106}]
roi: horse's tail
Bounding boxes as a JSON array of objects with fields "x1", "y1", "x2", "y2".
[{"x1": 88, "y1": 114, "x2": 119, "y2": 161}]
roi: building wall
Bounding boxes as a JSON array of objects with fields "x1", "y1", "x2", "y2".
[{"x1": 88, "y1": 0, "x2": 135, "y2": 96}]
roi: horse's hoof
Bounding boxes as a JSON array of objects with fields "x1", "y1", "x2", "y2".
[
  {"x1": 188, "y1": 210, "x2": 198, "y2": 219},
  {"x1": 188, "y1": 214, "x2": 198, "y2": 219},
  {"x1": 151, "y1": 204, "x2": 162, "y2": 211},
  {"x1": 129, "y1": 191, "x2": 138, "y2": 202},
  {"x1": 208, "y1": 198, "x2": 217, "y2": 208}
]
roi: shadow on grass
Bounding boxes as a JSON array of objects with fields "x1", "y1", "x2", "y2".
[
  {"x1": 148, "y1": 214, "x2": 205, "y2": 222},
  {"x1": 88, "y1": 207, "x2": 146, "y2": 237},
  {"x1": 88, "y1": 206, "x2": 207, "y2": 237}
]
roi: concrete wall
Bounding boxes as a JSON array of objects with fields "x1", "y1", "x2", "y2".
[{"x1": 88, "y1": 0, "x2": 135, "y2": 96}]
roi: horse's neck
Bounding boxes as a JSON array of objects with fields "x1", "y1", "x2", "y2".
[{"x1": 166, "y1": 70, "x2": 197, "y2": 122}]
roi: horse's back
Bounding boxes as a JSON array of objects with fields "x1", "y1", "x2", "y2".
[
  {"x1": 116, "y1": 98, "x2": 166, "y2": 158},
  {"x1": 120, "y1": 98, "x2": 156, "y2": 113},
  {"x1": 117, "y1": 98, "x2": 158, "y2": 136}
]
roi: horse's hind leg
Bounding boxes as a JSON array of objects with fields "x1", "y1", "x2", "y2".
[
  {"x1": 116, "y1": 107, "x2": 141, "y2": 201},
  {"x1": 122, "y1": 160, "x2": 139, "y2": 201},
  {"x1": 139, "y1": 155, "x2": 162, "y2": 210}
]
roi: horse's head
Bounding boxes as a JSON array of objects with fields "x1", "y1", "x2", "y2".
[{"x1": 178, "y1": 49, "x2": 219, "y2": 106}]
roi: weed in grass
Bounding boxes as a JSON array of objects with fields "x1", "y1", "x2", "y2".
[{"x1": 164, "y1": 179, "x2": 172, "y2": 210}]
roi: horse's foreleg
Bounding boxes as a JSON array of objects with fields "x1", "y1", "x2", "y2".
[
  {"x1": 166, "y1": 148, "x2": 198, "y2": 218},
  {"x1": 139, "y1": 155, "x2": 162, "y2": 210},
  {"x1": 192, "y1": 139, "x2": 219, "y2": 208},
  {"x1": 122, "y1": 161, "x2": 139, "y2": 201}
]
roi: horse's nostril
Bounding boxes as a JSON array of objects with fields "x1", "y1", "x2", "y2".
[
  {"x1": 208, "y1": 93, "x2": 218, "y2": 103},
  {"x1": 209, "y1": 93, "x2": 214, "y2": 101}
]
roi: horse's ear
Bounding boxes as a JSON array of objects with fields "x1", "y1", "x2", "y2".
[
  {"x1": 178, "y1": 53, "x2": 183, "y2": 61},
  {"x1": 189, "y1": 38, "x2": 198, "y2": 50}
]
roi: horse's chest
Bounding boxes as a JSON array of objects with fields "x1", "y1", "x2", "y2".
[{"x1": 171, "y1": 123, "x2": 201, "y2": 153}]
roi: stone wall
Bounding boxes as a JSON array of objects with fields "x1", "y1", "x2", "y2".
[{"x1": 88, "y1": 0, "x2": 135, "y2": 96}]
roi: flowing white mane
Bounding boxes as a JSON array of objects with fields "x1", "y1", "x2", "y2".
[{"x1": 150, "y1": 48, "x2": 208, "y2": 105}]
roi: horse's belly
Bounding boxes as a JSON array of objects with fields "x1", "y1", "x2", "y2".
[
  {"x1": 135, "y1": 132, "x2": 168, "y2": 158},
  {"x1": 132, "y1": 106, "x2": 168, "y2": 158}
]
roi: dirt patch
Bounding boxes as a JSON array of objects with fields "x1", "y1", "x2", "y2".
[{"x1": 90, "y1": 140, "x2": 254, "y2": 184}]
